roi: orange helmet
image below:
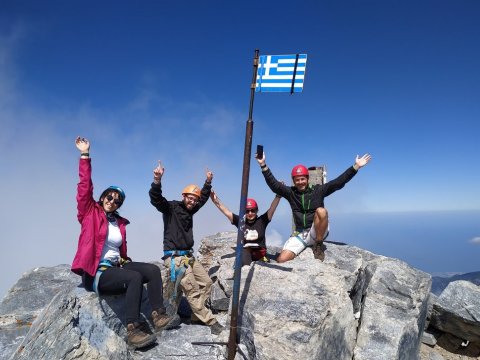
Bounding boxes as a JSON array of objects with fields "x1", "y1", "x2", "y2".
[
  {"x1": 182, "y1": 184, "x2": 201, "y2": 198},
  {"x1": 246, "y1": 198, "x2": 258, "y2": 210},
  {"x1": 291, "y1": 164, "x2": 309, "y2": 177}
]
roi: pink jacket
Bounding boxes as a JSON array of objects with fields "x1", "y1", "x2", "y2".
[{"x1": 71, "y1": 158, "x2": 129, "y2": 277}]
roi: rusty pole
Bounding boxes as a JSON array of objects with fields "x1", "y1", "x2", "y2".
[{"x1": 227, "y1": 49, "x2": 259, "y2": 360}]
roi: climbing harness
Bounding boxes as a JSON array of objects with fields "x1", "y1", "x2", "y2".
[
  {"x1": 291, "y1": 228, "x2": 330, "y2": 249},
  {"x1": 93, "y1": 259, "x2": 115, "y2": 294},
  {"x1": 292, "y1": 230, "x2": 311, "y2": 248},
  {"x1": 92, "y1": 258, "x2": 130, "y2": 294},
  {"x1": 163, "y1": 250, "x2": 194, "y2": 300}
]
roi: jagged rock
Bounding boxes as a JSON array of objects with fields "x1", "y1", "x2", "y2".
[
  {"x1": 6, "y1": 230, "x2": 479, "y2": 360},
  {"x1": 431, "y1": 271, "x2": 480, "y2": 296},
  {"x1": 430, "y1": 280, "x2": 480, "y2": 344},
  {"x1": 214, "y1": 240, "x2": 431, "y2": 360},
  {"x1": 234, "y1": 256, "x2": 356, "y2": 360},
  {"x1": 10, "y1": 286, "x2": 226, "y2": 360},
  {"x1": 353, "y1": 258, "x2": 431, "y2": 360},
  {"x1": 424, "y1": 293, "x2": 438, "y2": 330},
  {"x1": 197, "y1": 231, "x2": 238, "y2": 276},
  {"x1": 0, "y1": 265, "x2": 79, "y2": 360},
  {"x1": 422, "y1": 347, "x2": 445, "y2": 360},
  {"x1": 10, "y1": 287, "x2": 131, "y2": 360},
  {"x1": 422, "y1": 331, "x2": 438, "y2": 346},
  {"x1": 210, "y1": 282, "x2": 230, "y2": 312}
]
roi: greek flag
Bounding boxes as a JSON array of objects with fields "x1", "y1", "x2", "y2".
[{"x1": 256, "y1": 54, "x2": 307, "y2": 93}]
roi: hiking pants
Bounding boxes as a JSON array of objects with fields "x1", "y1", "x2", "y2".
[
  {"x1": 242, "y1": 247, "x2": 267, "y2": 266},
  {"x1": 165, "y1": 256, "x2": 215, "y2": 325},
  {"x1": 98, "y1": 261, "x2": 166, "y2": 324}
]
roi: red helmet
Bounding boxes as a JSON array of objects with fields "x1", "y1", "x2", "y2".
[
  {"x1": 291, "y1": 164, "x2": 309, "y2": 177},
  {"x1": 246, "y1": 198, "x2": 258, "y2": 210}
]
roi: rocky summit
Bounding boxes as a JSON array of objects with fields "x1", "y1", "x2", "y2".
[{"x1": 1, "y1": 231, "x2": 479, "y2": 360}]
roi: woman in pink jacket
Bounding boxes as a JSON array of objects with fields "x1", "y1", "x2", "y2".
[{"x1": 71, "y1": 136, "x2": 178, "y2": 349}]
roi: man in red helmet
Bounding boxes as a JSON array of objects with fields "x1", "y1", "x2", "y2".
[
  {"x1": 257, "y1": 153, "x2": 371, "y2": 263},
  {"x1": 148, "y1": 161, "x2": 224, "y2": 335}
]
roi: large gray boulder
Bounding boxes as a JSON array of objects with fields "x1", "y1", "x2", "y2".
[
  {"x1": 429, "y1": 280, "x2": 480, "y2": 343},
  {"x1": 233, "y1": 256, "x2": 356, "y2": 360},
  {"x1": 0, "y1": 265, "x2": 79, "y2": 360},
  {"x1": 207, "y1": 235, "x2": 431, "y2": 360},
  {"x1": 9, "y1": 286, "x2": 225, "y2": 360},
  {"x1": 0, "y1": 231, "x2": 442, "y2": 360},
  {"x1": 353, "y1": 258, "x2": 430, "y2": 360}
]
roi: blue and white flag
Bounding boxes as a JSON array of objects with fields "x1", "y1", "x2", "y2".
[{"x1": 256, "y1": 54, "x2": 307, "y2": 93}]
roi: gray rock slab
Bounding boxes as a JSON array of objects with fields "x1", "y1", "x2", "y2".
[
  {"x1": 0, "y1": 265, "x2": 79, "y2": 360},
  {"x1": 421, "y1": 331, "x2": 437, "y2": 346},
  {"x1": 354, "y1": 258, "x2": 432, "y2": 360},
  {"x1": 11, "y1": 286, "x2": 226, "y2": 360},
  {"x1": 430, "y1": 280, "x2": 480, "y2": 343},
  {"x1": 4, "y1": 231, "x2": 468, "y2": 360},
  {"x1": 235, "y1": 258, "x2": 356, "y2": 360}
]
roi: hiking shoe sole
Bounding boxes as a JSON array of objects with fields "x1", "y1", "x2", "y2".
[{"x1": 127, "y1": 334, "x2": 156, "y2": 350}]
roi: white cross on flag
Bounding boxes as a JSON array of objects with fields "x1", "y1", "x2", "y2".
[{"x1": 256, "y1": 54, "x2": 308, "y2": 93}]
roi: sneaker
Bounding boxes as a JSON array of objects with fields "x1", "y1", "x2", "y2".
[
  {"x1": 127, "y1": 322, "x2": 156, "y2": 349},
  {"x1": 312, "y1": 241, "x2": 325, "y2": 261},
  {"x1": 152, "y1": 310, "x2": 181, "y2": 332},
  {"x1": 209, "y1": 321, "x2": 225, "y2": 335}
]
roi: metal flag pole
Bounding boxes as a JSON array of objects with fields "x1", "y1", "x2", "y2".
[
  {"x1": 226, "y1": 48, "x2": 260, "y2": 360},
  {"x1": 290, "y1": 53, "x2": 300, "y2": 94}
]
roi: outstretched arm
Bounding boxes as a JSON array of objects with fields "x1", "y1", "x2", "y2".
[
  {"x1": 195, "y1": 167, "x2": 213, "y2": 210},
  {"x1": 75, "y1": 136, "x2": 90, "y2": 158},
  {"x1": 353, "y1": 153, "x2": 372, "y2": 171},
  {"x1": 210, "y1": 190, "x2": 234, "y2": 223},
  {"x1": 324, "y1": 153, "x2": 372, "y2": 197},
  {"x1": 149, "y1": 160, "x2": 169, "y2": 213},
  {"x1": 75, "y1": 136, "x2": 95, "y2": 222},
  {"x1": 266, "y1": 194, "x2": 281, "y2": 221},
  {"x1": 256, "y1": 151, "x2": 291, "y2": 197},
  {"x1": 153, "y1": 160, "x2": 164, "y2": 184}
]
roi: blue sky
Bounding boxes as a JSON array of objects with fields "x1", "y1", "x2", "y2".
[{"x1": 1, "y1": 0, "x2": 479, "y2": 297}]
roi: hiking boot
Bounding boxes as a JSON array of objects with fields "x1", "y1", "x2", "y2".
[
  {"x1": 137, "y1": 321, "x2": 154, "y2": 335},
  {"x1": 190, "y1": 318, "x2": 205, "y2": 325},
  {"x1": 152, "y1": 310, "x2": 181, "y2": 332},
  {"x1": 209, "y1": 321, "x2": 225, "y2": 335},
  {"x1": 126, "y1": 322, "x2": 156, "y2": 349},
  {"x1": 312, "y1": 241, "x2": 325, "y2": 261}
]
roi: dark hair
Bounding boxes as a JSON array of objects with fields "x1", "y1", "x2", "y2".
[
  {"x1": 98, "y1": 189, "x2": 124, "y2": 211},
  {"x1": 99, "y1": 185, "x2": 125, "y2": 201}
]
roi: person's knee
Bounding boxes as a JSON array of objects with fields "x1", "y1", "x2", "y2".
[
  {"x1": 128, "y1": 271, "x2": 143, "y2": 287},
  {"x1": 277, "y1": 250, "x2": 295, "y2": 263},
  {"x1": 315, "y1": 207, "x2": 328, "y2": 220},
  {"x1": 144, "y1": 263, "x2": 161, "y2": 280}
]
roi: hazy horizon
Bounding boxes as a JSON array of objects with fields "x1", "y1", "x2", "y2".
[{"x1": 2, "y1": 209, "x2": 479, "y2": 299}]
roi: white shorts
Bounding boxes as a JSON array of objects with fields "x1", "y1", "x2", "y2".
[{"x1": 283, "y1": 225, "x2": 329, "y2": 256}]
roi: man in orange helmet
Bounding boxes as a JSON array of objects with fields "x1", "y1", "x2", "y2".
[
  {"x1": 257, "y1": 152, "x2": 371, "y2": 263},
  {"x1": 149, "y1": 161, "x2": 224, "y2": 335}
]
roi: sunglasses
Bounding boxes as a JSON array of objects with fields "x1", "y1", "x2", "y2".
[
  {"x1": 106, "y1": 194, "x2": 123, "y2": 206},
  {"x1": 246, "y1": 209, "x2": 257, "y2": 214}
]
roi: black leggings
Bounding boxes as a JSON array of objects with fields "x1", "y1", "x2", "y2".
[{"x1": 98, "y1": 262, "x2": 165, "y2": 324}]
